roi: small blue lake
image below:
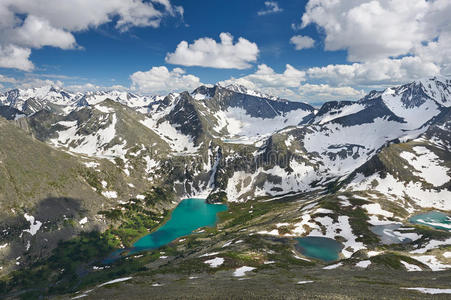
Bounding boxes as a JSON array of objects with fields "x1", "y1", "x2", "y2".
[
  {"x1": 370, "y1": 224, "x2": 412, "y2": 244},
  {"x1": 409, "y1": 211, "x2": 451, "y2": 231},
  {"x1": 295, "y1": 236, "x2": 343, "y2": 262}
]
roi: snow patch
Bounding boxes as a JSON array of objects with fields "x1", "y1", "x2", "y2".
[
  {"x1": 23, "y1": 214, "x2": 42, "y2": 236},
  {"x1": 355, "y1": 260, "x2": 371, "y2": 268},
  {"x1": 401, "y1": 261, "x2": 422, "y2": 271},
  {"x1": 204, "y1": 257, "x2": 224, "y2": 268},
  {"x1": 400, "y1": 146, "x2": 450, "y2": 187},
  {"x1": 401, "y1": 287, "x2": 451, "y2": 295},
  {"x1": 362, "y1": 203, "x2": 393, "y2": 218},
  {"x1": 412, "y1": 255, "x2": 451, "y2": 271},
  {"x1": 233, "y1": 266, "x2": 256, "y2": 277},
  {"x1": 102, "y1": 191, "x2": 118, "y2": 199},
  {"x1": 97, "y1": 277, "x2": 132, "y2": 288},
  {"x1": 323, "y1": 262, "x2": 342, "y2": 270}
]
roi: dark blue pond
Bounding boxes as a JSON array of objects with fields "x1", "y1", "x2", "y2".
[{"x1": 295, "y1": 236, "x2": 343, "y2": 262}]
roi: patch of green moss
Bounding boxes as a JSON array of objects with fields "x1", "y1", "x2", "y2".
[{"x1": 80, "y1": 169, "x2": 103, "y2": 192}]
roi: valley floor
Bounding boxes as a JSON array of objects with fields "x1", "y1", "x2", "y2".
[
  {"x1": 61, "y1": 267, "x2": 451, "y2": 300},
  {"x1": 3, "y1": 192, "x2": 451, "y2": 299}
]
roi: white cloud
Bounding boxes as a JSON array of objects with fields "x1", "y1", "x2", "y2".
[
  {"x1": 258, "y1": 1, "x2": 283, "y2": 16},
  {"x1": 298, "y1": 83, "x2": 365, "y2": 100},
  {"x1": 65, "y1": 83, "x2": 128, "y2": 93},
  {"x1": 307, "y1": 56, "x2": 440, "y2": 87},
  {"x1": 220, "y1": 64, "x2": 305, "y2": 90},
  {"x1": 415, "y1": 32, "x2": 451, "y2": 75},
  {"x1": 299, "y1": 0, "x2": 451, "y2": 85},
  {"x1": 153, "y1": 0, "x2": 184, "y2": 17},
  {"x1": 8, "y1": 16, "x2": 77, "y2": 49},
  {"x1": 0, "y1": 0, "x2": 183, "y2": 70},
  {"x1": 219, "y1": 64, "x2": 363, "y2": 102},
  {"x1": 7, "y1": 0, "x2": 183, "y2": 31},
  {"x1": 239, "y1": 64, "x2": 305, "y2": 88},
  {"x1": 165, "y1": 33, "x2": 259, "y2": 69},
  {"x1": 291, "y1": 23, "x2": 302, "y2": 31},
  {"x1": 130, "y1": 66, "x2": 201, "y2": 94},
  {"x1": 0, "y1": 75, "x2": 130, "y2": 93},
  {"x1": 290, "y1": 35, "x2": 315, "y2": 50},
  {"x1": 301, "y1": 0, "x2": 429, "y2": 62},
  {"x1": 0, "y1": 45, "x2": 33, "y2": 71},
  {"x1": 14, "y1": 78, "x2": 64, "y2": 90},
  {"x1": 0, "y1": 74, "x2": 17, "y2": 83}
]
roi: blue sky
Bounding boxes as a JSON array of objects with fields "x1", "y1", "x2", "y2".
[{"x1": 0, "y1": 0, "x2": 449, "y2": 102}]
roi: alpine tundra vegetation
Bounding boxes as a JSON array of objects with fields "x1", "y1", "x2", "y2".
[{"x1": 0, "y1": 0, "x2": 450, "y2": 299}]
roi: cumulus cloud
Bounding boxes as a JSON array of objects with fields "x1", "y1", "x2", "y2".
[
  {"x1": 290, "y1": 35, "x2": 315, "y2": 50},
  {"x1": 0, "y1": 45, "x2": 33, "y2": 71},
  {"x1": 415, "y1": 32, "x2": 451, "y2": 75},
  {"x1": 257, "y1": 1, "x2": 283, "y2": 16},
  {"x1": 301, "y1": 0, "x2": 429, "y2": 61},
  {"x1": 8, "y1": 16, "x2": 77, "y2": 49},
  {"x1": 298, "y1": 84, "x2": 365, "y2": 100},
  {"x1": 130, "y1": 66, "x2": 201, "y2": 94},
  {"x1": 307, "y1": 56, "x2": 440, "y2": 87},
  {"x1": 299, "y1": 0, "x2": 451, "y2": 85},
  {"x1": 165, "y1": 33, "x2": 259, "y2": 69},
  {"x1": 225, "y1": 64, "x2": 306, "y2": 88},
  {"x1": 219, "y1": 64, "x2": 363, "y2": 102},
  {"x1": 0, "y1": 0, "x2": 183, "y2": 70}
]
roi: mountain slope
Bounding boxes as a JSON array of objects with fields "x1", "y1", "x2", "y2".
[
  {"x1": 0, "y1": 116, "x2": 125, "y2": 271},
  {"x1": 344, "y1": 107, "x2": 451, "y2": 211}
]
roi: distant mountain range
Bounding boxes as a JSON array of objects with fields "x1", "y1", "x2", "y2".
[{"x1": 1, "y1": 77, "x2": 449, "y2": 202}]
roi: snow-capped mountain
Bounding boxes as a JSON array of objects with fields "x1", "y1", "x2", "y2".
[
  {"x1": 0, "y1": 86, "x2": 164, "y2": 115},
  {"x1": 0, "y1": 86, "x2": 78, "y2": 115},
  {"x1": 2, "y1": 78, "x2": 450, "y2": 183},
  {"x1": 188, "y1": 84, "x2": 315, "y2": 143},
  {"x1": 0, "y1": 77, "x2": 449, "y2": 203},
  {"x1": 78, "y1": 90, "x2": 164, "y2": 108},
  {"x1": 5, "y1": 76, "x2": 447, "y2": 205},
  {"x1": 311, "y1": 77, "x2": 450, "y2": 128},
  {"x1": 204, "y1": 77, "x2": 451, "y2": 201},
  {"x1": 216, "y1": 83, "x2": 282, "y2": 101},
  {"x1": 0, "y1": 85, "x2": 76, "y2": 108},
  {"x1": 419, "y1": 76, "x2": 451, "y2": 107}
]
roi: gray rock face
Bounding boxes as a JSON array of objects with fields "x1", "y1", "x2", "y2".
[
  {"x1": 0, "y1": 105, "x2": 24, "y2": 120},
  {"x1": 166, "y1": 92, "x2": 205, "y2": 145}
]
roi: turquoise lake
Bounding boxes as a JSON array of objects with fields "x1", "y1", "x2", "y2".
[
  {"x1": 104, "y1": 198, "x2": 227, "y2": 262},
  {"x1": 295, "y1": 236, "x2": 343, "y2": 262},
  {"x1": 132, "y1": 198, "x2": 227, "y2": 251},
  {"x1": 409, "y1": 211, "x2": 451, "y2": 231}
]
